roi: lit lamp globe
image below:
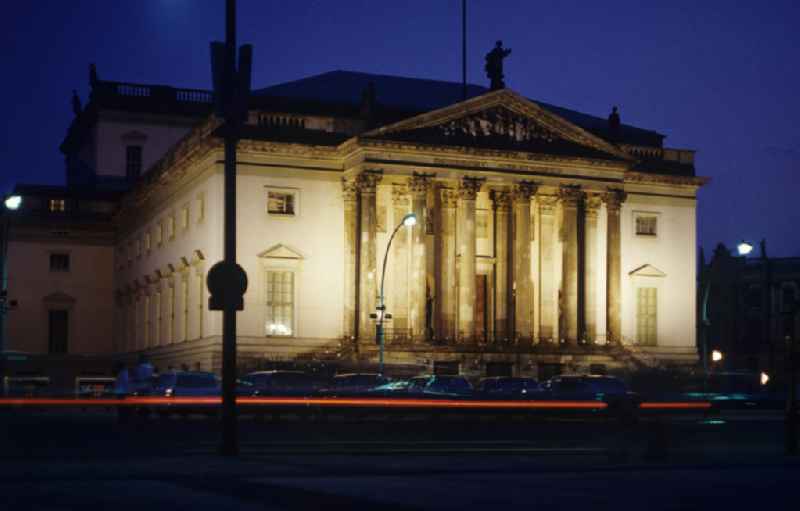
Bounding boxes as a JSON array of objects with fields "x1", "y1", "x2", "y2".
[
  {"x1": 711, "y1": 350, "x2": 723, "y2": 362},
  {"x1": 402, "y1": 213, "x2": 417, "y2": 227},
  {"x1": 4, "y1": 195, "x2": 21, "y2": 210},
  {"x1": 737, "y1": 241, "x2": 753, "y2": 256}
]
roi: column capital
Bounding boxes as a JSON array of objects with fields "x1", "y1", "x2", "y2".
[
  {"x1": 440, "y1": 188, "x2": 458, "y2": 208},
  {"x1": 356, "y1": 171, "x2": 382, "y2": 194},
  {"x1": 458, "y1": 176, "x2": 485, "y2": 200},
  {"x1": 491, "y1": 189, "x2": 511, "y2": 211},
  {"x1": 585, "y1": 194, "x2": 602, "y2": 218},
  {"x1": 391, "y1": 184, "x2": 409, "y2": 206},
  {"x1": 342, "y1": 178, "x2": 359, "y2": 202},
  {"x1": 558, "y1": 185, "x2": 584, "y2": 207},
  {"x1": 537, "y1": 195, "x2": 558, "y2": 214},
  {"x1": 408, "y1": 173, "x2": 432, "y2": 195},
  {"x1": 512, "y1": 181, "x2": 538, "y2": 202},
  {"x1": 601, "y1": 188, "x2": 627, "y2": 209}
]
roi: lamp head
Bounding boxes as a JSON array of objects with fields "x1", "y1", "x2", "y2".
[
  {"x1": 402, "y1": 213, "x2": 417, "y2": 227},
  {"x1": 736, "y1": 240, "x2": 753, "y2": 256},
  {"x1": 4, "y1": 195, "x2": 21, "y2": 211},
  {"x1": 711, "y1": 350, "x2": 723, "y2": 362}
]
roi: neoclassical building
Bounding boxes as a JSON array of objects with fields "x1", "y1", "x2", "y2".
[{"x1": 1, "y1": 68, "x2": 706, "y2": 380}]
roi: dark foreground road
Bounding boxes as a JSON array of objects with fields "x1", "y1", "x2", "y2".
[{"x1": 1, "y1": 410, "x2": 798, "y2": 510}]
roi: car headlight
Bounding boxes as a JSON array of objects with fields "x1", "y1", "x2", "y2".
[{"x1": 165, "y1": 388, "x2": 173, "y2": 397}]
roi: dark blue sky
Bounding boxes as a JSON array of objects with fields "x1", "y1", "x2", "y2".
[{"x1": 2, "y1": 1, "x2": 799, "y2": 256}]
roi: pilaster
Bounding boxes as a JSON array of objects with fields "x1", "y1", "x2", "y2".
[
  {"x1": 436, "y1": 187, "x2": 458, "y2": 342},
  {"x1": 603, "y1": 189, "x2": 626, "y2": 344},
  {"x1": 342, "y1": 178, "x2": 358, "y2": 341},
  {"x1": 391, "y1": 184, "x2": 410, "y2": 333},
  {"x1": 357, "y1": 171, "x2": 382, "y2": 341},
  {"x1": 408, "y1": 174, "x2": 430, "y2": 341},
  {"x1": 512, "y1": 181, "x2": 537, "y2": 343},
  {"x1": 492, "y1": 190, "x2": 512, "y2": 342},
  {"x1": 456, "y1": 177, "x2": 484, "y2": 342},
  {"x1": 559, "y1": 185, "x2": 583, "y2": 345}
]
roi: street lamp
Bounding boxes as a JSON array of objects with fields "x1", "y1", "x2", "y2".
[
  {"x1": 3, "y1": 196, "x2": 21, "y2": 211},
  {"x1": 375, "y1": 212, "x2": 417, "y2": 376},
  {"x1": 737, "y1": 240, "x2": 753, "y2": 256},
  {"x1": 711, "y1": 349, "x2": 723, "y2": 363}
]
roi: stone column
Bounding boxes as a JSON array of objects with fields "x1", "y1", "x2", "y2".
[
  {"x1": 559, "y1": 186, "x2": 583, "y2": 345},
  {"x1": 342, "y1": 179, "x2": 359, "y2": 341},
  {"x1": 603, "y1": 189, "x2": 626, "y2": 344},
  {"x1": 492, "y1": 190, "x2": 512, "y2": 341},
  {"x1": 357, "y1": 172, "x2": 382, "y2": 341},
  {"x1": 436, "y1": 188, "x2": 458, "y2": 342},
  {"x1": 456, "y1": 177, "x2": 484, "y2": 342},
  {"x1": 584, "y1": 196, "x2": 601, "y2": 342},
  {"x1": 409, "y1": 174, "x2": 430, "y2": 341},
  {"x1": 512, "y1": 182, "x2": 537, "y2": 343},
  {"x1": 537, "y1": 197, "x2": 558, "y2": 341},
  {"x1": 391, "y1": 184, "x2": 410, "y2": 334}
]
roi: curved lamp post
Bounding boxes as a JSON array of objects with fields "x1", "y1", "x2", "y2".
[{"x1": 376, "y1": 212, "x2": 417, "y2": 376}]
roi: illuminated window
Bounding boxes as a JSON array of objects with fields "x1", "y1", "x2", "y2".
[
  {"x1": 636, "y1": 287, "x2": 657, "y2": 346},
  {"x1": 166, "y1": 216, "x2": 175, "y2": 241},
  {"x1": 267, "y1": 190, "x2": 297, "y2": 216},
  {"x1": 266, "y1": 271, "x2": 294, "y2": 336},
  {"x1": 197, "y1": 194, "x2": 205, "y2": 224},
  {"x1": 49, "y1": 253, "x2": 70, "y2": 272},
  {"x1": 126, "y1": 145, "x2": 143, "y2": 180},
  {"x1": 635, "y1": 215, "x2": 657, "y2": 236},
  {"x1": 49, "y1": 199, "x2": 66, "y2": 212},
  {"x1": 180, "y1": 206, "x2": 189, "y2": 230}
]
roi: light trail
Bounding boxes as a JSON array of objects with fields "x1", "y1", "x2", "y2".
[{"x1": 0, "y1": 396, "x2": 711, "y2": 410}]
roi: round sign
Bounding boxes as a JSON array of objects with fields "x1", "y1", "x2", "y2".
[{"x1": 206, "y1": 261, "x2": 248, "y2": 298}]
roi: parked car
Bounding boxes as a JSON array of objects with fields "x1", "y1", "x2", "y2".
[
  {"x1": 367, "y1": 380, "x2": 412, "y2": 397},
  {"x1": 477, "y1": 377, "x2": 542, "y2": 399},
  {"x1": 238, "y1": 370, "x2": 322, "y2": 397},
  {"x1": 319, "y1": 373, "x2": 389, "y2": 396},
  {"x1": 152, "y1": 371, "x2": 220, "y2": 397},
  {"x1": 406, "y1": 375, "x2": 473, "y2": 398},
  {"x1": 542, "y1": 374, "x2": 640, "y2": 412},
  {"x1": 150, "y1": 371, "x2": 220, "y2": 417}
]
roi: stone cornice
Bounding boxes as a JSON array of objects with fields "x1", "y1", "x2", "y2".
[{"x1": 624, "y1": 171, "x2": 710, "y2": 187}]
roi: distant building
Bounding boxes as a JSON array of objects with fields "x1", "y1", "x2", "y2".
[
  {"x1": 699, "y1": 242, "x2": 800, "y2": 375},
  {"x1": 0, "y1": 66, "x2": 706, "y2": 381}
]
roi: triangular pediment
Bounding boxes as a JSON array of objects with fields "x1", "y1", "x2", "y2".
[
  {"x1": 258, "y1": 244, "x2": 304, "y2": 260},
  {"x1": 43, "y1": 291, "x2": 77, "y2": 304},
  {"x1": 629, "y1": 264, "x2": 667, "y2": 277},
  {"x1": 362, "y1": 89, "x2": 631, "y2": 161}
]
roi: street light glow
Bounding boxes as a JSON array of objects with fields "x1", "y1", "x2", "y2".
[
  {"x1": 711, "y1": 350, "x2": 723, "y2": 362},
  {"x1": 760, "y1": 372, "x2": 769, "y2": 386},
  {"x1": 737, "y1": 241, "x2": 753, "y2": 256},
  {"x1": 402, "y1": 213, "x2": 417, "y2": 227},
  {"x1": 4, "y1": 195, "x2": 21, "y2": 210}
]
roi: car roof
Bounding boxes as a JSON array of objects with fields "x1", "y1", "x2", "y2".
[{"x1": 244, "y1": 370, "x2": 306, "y2": 376}]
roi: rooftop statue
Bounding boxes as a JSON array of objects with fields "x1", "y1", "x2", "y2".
[{"x1": 485, "y1": 40, "x2": 511, "y2": 91}]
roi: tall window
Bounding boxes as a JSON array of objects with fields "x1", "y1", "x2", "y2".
[
  {"x1": 154, "y1": 290, "x2": 162, "y2": 346},
  {"x1": 266, "y1": 271, "x2": 294, "y2": 336},
  {"x1": 267, "y1": 190, "x2": 296, "y2": 216},
  {"x1": 143, "y1": 295, "x2": 150, "y2": 348},
  {"x1": 182, "y1": 278, "x2": 189, "y2": 341},
  {"x1": 168, "y1": 284, "x2": 175, "y2": 343},
  {"x1": 48, "y1": 309, "x2": 69, "y2": 354},
  {"x1": 635, "y1": 215, "x2": 657, "y2": 236},
  {"x1": 49, "y1": 199, "x2": 66, "y2": 212},
  {"x1": 126, "y1": 145, "x2": 143, "y2": 180},
  {"x1": 197, "y1": 271, "x2": 204, "y2": 338},
  {"x1": 49, "y1": 253, "x2": 70, "y2": 272},
  {"x1": 636, "y1": 287, "x2": 658, "y2": 346}
]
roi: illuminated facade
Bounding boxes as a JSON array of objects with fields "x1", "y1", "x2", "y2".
[{"x1": 3, "y1": 69, "x2": 706, "y2": 378}]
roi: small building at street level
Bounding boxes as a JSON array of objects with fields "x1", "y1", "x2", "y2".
[{"x1": 0, "y1": 65, "x2": 707, "y2": 382}]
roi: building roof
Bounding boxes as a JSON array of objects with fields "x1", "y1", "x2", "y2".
[{"x1": 255, "y1": 70, "x2": 665, "y2": 147}]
